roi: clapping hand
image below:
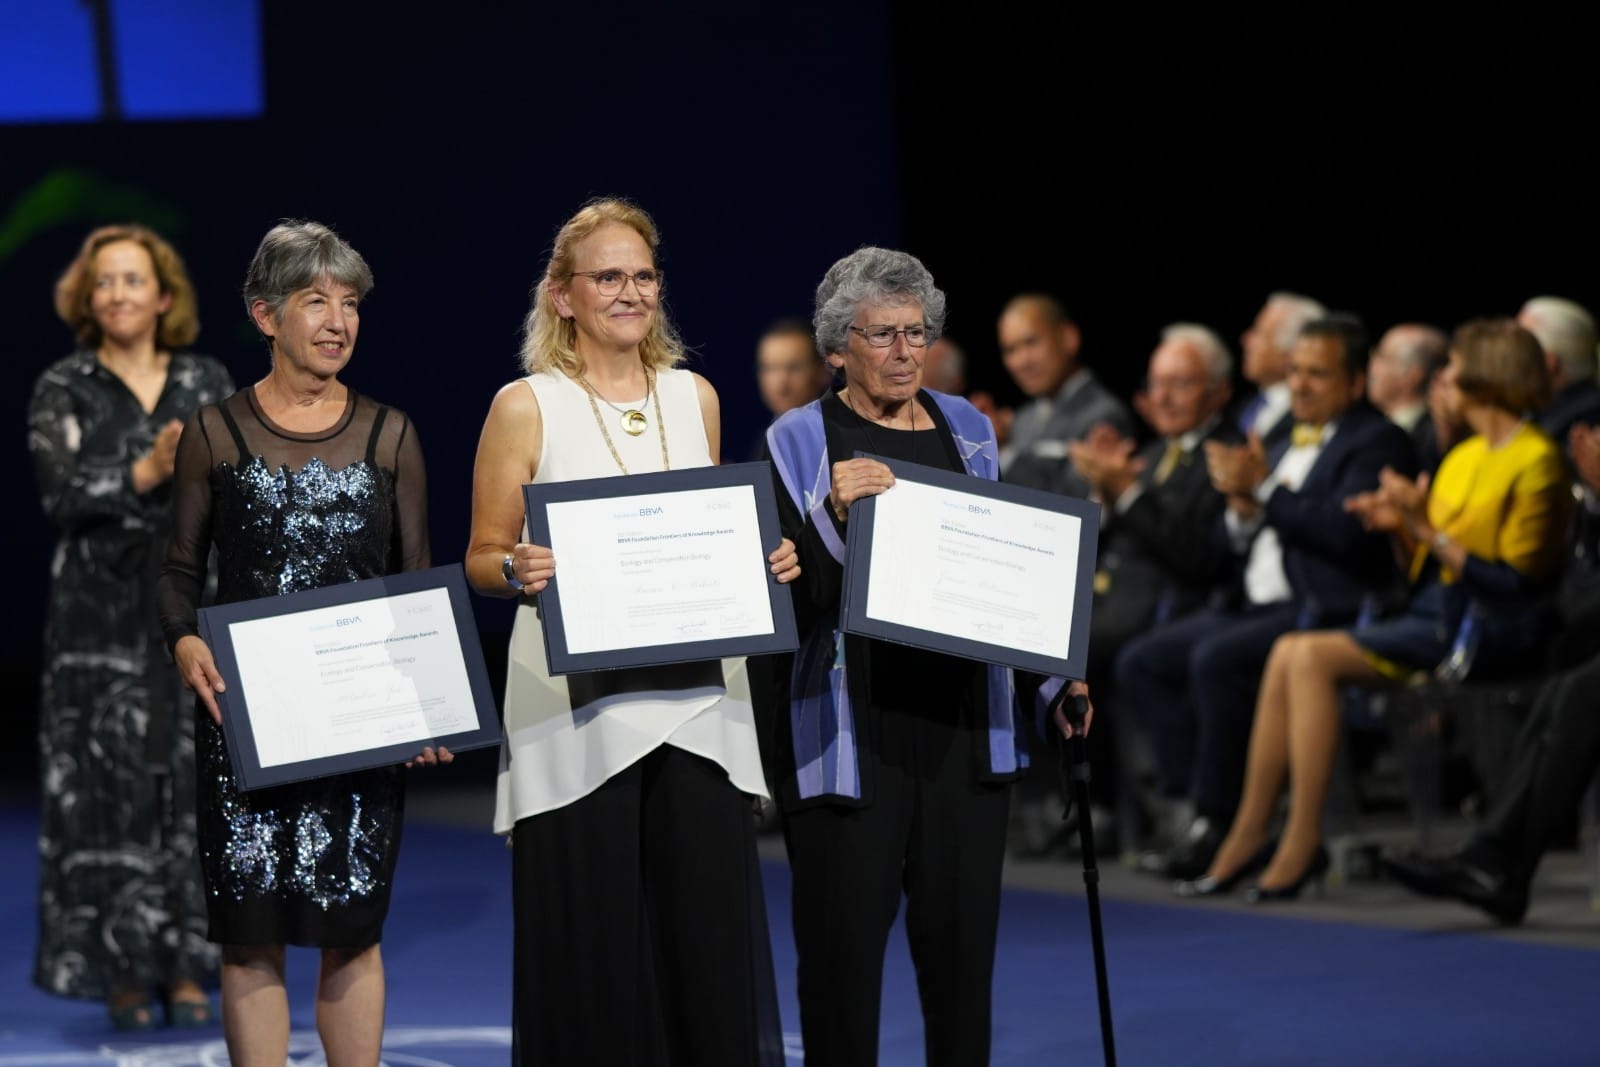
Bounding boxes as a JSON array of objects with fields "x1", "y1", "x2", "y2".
[
  {"x1": 1377, "y1": 467, "x2": 1431, "y2": 539},
  {"x1": 133, "y1": 418, "x2": 185, "y2": 493},
  {"x1": 1571, "y1": 423, "x2": 1600, "y2": 494},
  {"x1": 1346, "y1": 467, "x2": 1431, "y2": 540},
  {"x1": 1205, "y1": 432, "x2": 1269, "y2": 518},
  {"x1": 1343, "y1": 488, "x2": 1403, "y2": 532},
  {"x1": 1067, "y1": 424, "x2": 1143, "y2": 499}
]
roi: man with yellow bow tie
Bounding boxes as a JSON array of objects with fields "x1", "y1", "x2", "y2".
[{"x1": 1115, "y1": 313, "x2": 1418, "y2": 882}]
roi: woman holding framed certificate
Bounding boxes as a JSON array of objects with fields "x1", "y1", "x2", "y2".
[
  {"x1": 763, "y1": 246, "x2": 1090, "y2": 1064},
  {"x1": 156, "y1": 220, "x2": 447, "y2": 1066},
  {"x1": 465, "y1": 196, "x2": 796, "y2": 1065}
]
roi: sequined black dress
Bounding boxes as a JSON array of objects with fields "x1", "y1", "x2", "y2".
[
  {"x1": 27, "y1": 349, "x2": 235, "y2": 998},
  {"x1": 156, "y1": 387, "x2": 430, "y2": 947}
]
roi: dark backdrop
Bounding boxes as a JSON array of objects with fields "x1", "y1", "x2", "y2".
[
  {"x1": 1, "y1": 2, "x2": 902, "y2": 789},
  {"x1": 4, "y1": 8, "x2": 1595, "y2": 792},
  {"x1": 893, "y1": 15, "x2": 1600, "y2": 412}
]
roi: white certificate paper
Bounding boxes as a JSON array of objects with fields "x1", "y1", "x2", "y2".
[
  {"x1": 544, "y1": 485, "x2": 775, "y2": 653},
  {"x1": 227, "y1": 587, "x2": 477, "y2": 768},
  {"x1": 863, "y1": 479, "x2": 1080, "y2": 658}
]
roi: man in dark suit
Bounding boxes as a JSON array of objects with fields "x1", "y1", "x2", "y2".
[
  {"x1": 996, "y1": 292, "x2": 1134, "y2": 498},
  {"x1": 1062, "y1": 323, "x2": 1242, "y2": 853},
  {"x1": 1368, "y1": 322, "x2": 1448, "y2": 468},
  {"x1": 1116, "y1": 314, "x2": 1418, "y2": 879},
  {"x1": 1519, "y1": 295, "x2": 1600, "y2": 446},
  {"x1": 748, "y1": 316, "x2": 829, "y2": 462},
  {"x1": 994, "y1": 291, "x2": 1135, "y2": 853},
  {"x1": 1070, "y1": 323, "x2": 1242, "y2": 671},
  {"x1": 1231, "y1": 291, "x2": 1326, "y2": 442}
]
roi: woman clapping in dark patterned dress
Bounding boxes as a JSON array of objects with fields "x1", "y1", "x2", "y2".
[{"x1": 27, "y1": 225, "x2": 235, "y2": 1029}]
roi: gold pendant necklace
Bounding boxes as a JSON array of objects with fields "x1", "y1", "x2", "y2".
[
  {"x1": 581, "y1": 372, "x2": 651, "y2": 436},
  {"x1": 578, "y1": 365, "x2": 670, "y2": 475}
]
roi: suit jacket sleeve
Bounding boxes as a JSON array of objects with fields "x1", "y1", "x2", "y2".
[
  {"x1": 1114, "y1": 454, "x2": 1230, "y2": 585},
  {"x1": 1262, "y1": 416, "x2": 1418, "y2": 561}
]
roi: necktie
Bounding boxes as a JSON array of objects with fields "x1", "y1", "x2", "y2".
[
  {"x1": 1291, "y1": 423, "x2": 1323, "y2": 448},
  {"x1": 1153, "y1": 440, "x2": 1183, "y2": 484},
  {"x1": 1238, "y1": 393, "x2": 1265, "y2": 433}
]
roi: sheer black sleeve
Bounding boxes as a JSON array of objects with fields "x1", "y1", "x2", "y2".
[
  {"x1": 156, "y1": 406, "x2": 219, "y2": 651},
  {"x1": 388, "y1": 411, "x2": 431, "y2": 572}
]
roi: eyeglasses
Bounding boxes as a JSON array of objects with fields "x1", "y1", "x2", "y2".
[
  {"x1": 571, "y1": 268, "x2": 662, "y2": 297},
  {"x1": 1145, "y1": 376, "x2": 1207, "y2": 394},
  {"x1": 849, "y1": 324, "x2": 933, "y2": 348}
]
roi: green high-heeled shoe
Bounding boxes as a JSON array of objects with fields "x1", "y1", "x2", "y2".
[
  {"x1": 107, "y1": 990, "x2": 159, "y2": 1032},
  {"x1": 165, "y1": 989, "x2": 218, "y2": 1028}
]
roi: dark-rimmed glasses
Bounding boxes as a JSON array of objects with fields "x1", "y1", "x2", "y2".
[
  {"x1": 571, "y1": 268, "x2": 663, "y2": 297},
  {"x1": 849, "y1": 324, "x2": 933, "y2": 348}
]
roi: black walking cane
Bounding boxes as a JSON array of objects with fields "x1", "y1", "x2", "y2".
[{"x1": 1053, "y1": 688, "x2": 1117, "y2": 1067}]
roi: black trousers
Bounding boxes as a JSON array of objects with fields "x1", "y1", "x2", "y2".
[
  {"x1": 511, "y1": 745, "x2": 783, "y2": 1066},
  {"x1": 1475, "y1": 649, "x2": 1600, "y2": 886},
  {"x1": 1114, "y1": 603, "x2": 1302, "y2": 824},
  {"x1": 783, "y1": 709, "x2": 1011, "y2": 1067}
]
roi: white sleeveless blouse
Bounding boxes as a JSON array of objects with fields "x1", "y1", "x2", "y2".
[{"x1": 493, "y1": 366, "x2": 768, "y2": 832}]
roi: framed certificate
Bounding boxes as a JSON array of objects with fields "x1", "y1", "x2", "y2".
[
  {"x1": 840, "y1": 455, "x2": 1101, "y2": 679},
  {"x1": 521, "y1": 461, "x2": 799, "y2": 674},
  {"x1": 198, "y1": 564, "x2": 502, "y2": 790}
]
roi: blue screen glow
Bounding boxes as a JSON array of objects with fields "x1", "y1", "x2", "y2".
[{"x1": 0, "y1": 1, "x2": 262, "y2": 123}]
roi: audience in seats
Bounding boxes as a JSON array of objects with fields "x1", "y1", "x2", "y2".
[
  {"x1": 1180, "y1": 318, "x2": 1572, "y2": 903},
  {"x1": 995, "y1": 292, "x2": 1134, "y2": 496},
  {"x1": 1384, "y1": 404, "x2": 1600, "y2": 923},
  {"x1": 993, "y1": 292, "x2": 1134, "y2": 852},
  {"x1": 750, "y1": 316, "x2": 829, "y2": 461},
  {"x1": 1233, "y1": 292, "x2": 1326, "y2": 441},
  {"x1": 1115, "y1": 313, "x2": 1415, "y2": 880},
  {"x1": 1368, "y1": 322, "x2": 1450, "y2": 470},
  {"x1": 921, "y1": 334, "x2": 968, "y2": 395},
  {"x1": 1383, "y1": 647, "x2": 1600, "y2": 925},
  {"x1": 1065, "y1": 324, "x2": 1241, "y2": 846},
  {"x1": 1518, "y1": 295, "x2": 1600, "y2": 445}
]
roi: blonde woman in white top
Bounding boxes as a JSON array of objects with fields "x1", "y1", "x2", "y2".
[{"x1": 466, "y1": 197, "x2": 797, "y2": 1066}]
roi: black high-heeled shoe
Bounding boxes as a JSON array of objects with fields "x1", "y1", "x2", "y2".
[
  {"x1": 1173, "y1": 838, "x2": 1276, "y2": 898},
  {"x1": 1244, "y1": 845, "x2": 1330, "y2": 903}
]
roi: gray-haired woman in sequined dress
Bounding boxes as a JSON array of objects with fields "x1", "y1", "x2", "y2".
[{"x1": 156, "y1": 219, "x2": 449, "y2": 1067}]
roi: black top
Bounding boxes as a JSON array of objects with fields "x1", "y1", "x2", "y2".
[
  {"x1": 153, "y1": 385, "x2": 429, "y2": 949},
  {"x1": 157, "y1": 387, "x2": 430, "y2": 647},
  {"x1": 823, "y1": 393, "x2": 972, "y2": 713}
]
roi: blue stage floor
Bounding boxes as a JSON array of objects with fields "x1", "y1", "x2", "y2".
[{"x1": 2, "y1": 803, "x2": 1595, "y2": 1066}]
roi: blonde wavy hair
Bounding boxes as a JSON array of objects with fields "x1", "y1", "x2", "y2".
[
  {"x1": 519, "y1": 198, "x2": 686, "y2": 376},
  {"x1": 54, "y1": 223, "x2": 200, "y2": 349}
]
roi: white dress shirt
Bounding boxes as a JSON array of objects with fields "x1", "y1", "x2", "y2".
[{"x1": 1226, "y1": 420, "x2": 1337, "y2": 606}]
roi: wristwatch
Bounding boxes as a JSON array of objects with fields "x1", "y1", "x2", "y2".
[{"x1": 501, "y1": 554, "x2": 525, "y2": 592}]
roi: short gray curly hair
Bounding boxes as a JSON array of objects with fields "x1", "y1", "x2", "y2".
[{"x1": 813, "y1": 246, "x2": 946, "y2": 357}]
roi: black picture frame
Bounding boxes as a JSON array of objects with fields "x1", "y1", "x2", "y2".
[
  {"x1": 198, "y1": 564, "x2": 502, "y2": 790},
  {"x1": 839, "y1": 455, "x2": 1100, "y2": 680},
  {"x1": 521, "y1": 461, "x2": 799, "y2": 675}
]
